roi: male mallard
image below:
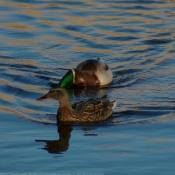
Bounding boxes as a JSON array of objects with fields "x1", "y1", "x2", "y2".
[
  {"x1": 58, "y1": 58, "x2": 113, "y2": 88},
  {"x1": 37, "y1": 87, "x2": 116, "y2": 123}
]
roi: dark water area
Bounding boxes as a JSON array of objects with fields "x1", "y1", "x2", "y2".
[{"x1": 0, "y1": 0, "x2": 175, "y2": 174}]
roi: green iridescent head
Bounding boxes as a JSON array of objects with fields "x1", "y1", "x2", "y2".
[{"x1": 58, "y1": 70, "x2": 74, "y2": 88}]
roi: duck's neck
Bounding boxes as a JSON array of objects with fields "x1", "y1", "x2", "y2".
[
  {"x1": 58, "y1": 70, "x2": 74, "y2": 88},
  {"x1": 57, "y1": 101, "x2": 74, "y2": 123},
  {"x1": 59, "y1": 100, "x2": 72, "y2": 109},
  {"x1": 56, "y1": 95, "x2": 72, "y2": 109}
]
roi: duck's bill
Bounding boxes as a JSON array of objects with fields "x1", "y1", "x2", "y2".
[{"x1": 36, "y1": 94, "x2": 50, "y2": 101}]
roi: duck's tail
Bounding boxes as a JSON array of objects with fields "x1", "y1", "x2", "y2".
[{"x1": 112, "y1": 100, "x2": 117, "y2": 110}]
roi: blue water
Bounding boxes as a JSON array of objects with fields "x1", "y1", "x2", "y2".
[{"x1": 0, "y1": 0, "x2": 175, "y2": 174}]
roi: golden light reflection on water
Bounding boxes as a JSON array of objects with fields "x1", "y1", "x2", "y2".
[
  {"x1": 38, "y1": 20, "x2": 57, "y2": 26},
  {"x1": 1, "y1": 58, "x2": 37, "y2": 67},
  {"x1": 73, "y1": 46, "x2": 115, "y2": 54},
  {"x1": 9, "y1": 39, "x2": 39, "y2": 46},
  {"x1": 2, "y1": 23, "x2": 40, "y2": 32},
  {"x1": 56, "y1": 27, "x2": 95, "y2": 40},
  {"x1": 45, "y1": 3, "x2": 91, "y2": 11},
  {"x1": 152, "y1": 3, "x2": 175, "y2": 8},
  {"x1": 64, "y1": 16, "x2": 90, "y2": 26},
  {"x1": 0, "y1": 92, "x2": 16, "y2": 103},
  {"x1": 125, "y1": 16, "x2": 163, "y2": 24},
  {"x1": 22, "y1": 9, "x2": 45, "y2": 18},
  {"x1": 1, "y1": 2, "x2": 37, "y2": 8},
  {"x1": 130, "y1": 45, "x2": 149, "y2": 51}
]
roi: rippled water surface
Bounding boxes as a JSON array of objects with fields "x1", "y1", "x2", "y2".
[{"x1": 1, "y1": 0, "x2": 175, "y2": 174}]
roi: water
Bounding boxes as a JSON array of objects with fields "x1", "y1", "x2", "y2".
[{"x1": 0, "y1": 0, "x2": 175, "y2": 174}]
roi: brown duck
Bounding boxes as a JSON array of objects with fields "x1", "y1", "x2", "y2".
[{"x1": 37, "y1": 87, "x2": 116, "y2": 123}]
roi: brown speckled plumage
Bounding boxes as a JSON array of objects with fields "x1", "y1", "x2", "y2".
[{"x1": 37, "y1": 87, "x2": 116, "y2": 123}]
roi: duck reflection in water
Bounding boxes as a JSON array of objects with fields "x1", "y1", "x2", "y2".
[
  {"x1": 35, "y1": 124, "x2": 72, "y2": 154},
  {"x1": 35, "y1": 124, "x2": 103, "y2": 154}
]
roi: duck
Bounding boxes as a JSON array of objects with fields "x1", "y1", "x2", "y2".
[
  {"x1": 37, "y1": 87, "x2": 116, "y2": 123},
  {"x1": 58, "y1": 58, "x2": 113, "y2": 88}
]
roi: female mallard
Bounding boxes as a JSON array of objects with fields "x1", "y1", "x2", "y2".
[
  {"x1": 37, "y1": 87, "x2": 116, "y2": 123},
  {"x1": 58, "y1": 58, "x2": 113, "y2": 88}
]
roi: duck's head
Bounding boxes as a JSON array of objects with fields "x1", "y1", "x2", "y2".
[
  {"x1": 37, "y1": 87, "x2": 70, "y2": 105},
  {"x1": 58, "y1": 70, "x2": 74, "y2": 88}
]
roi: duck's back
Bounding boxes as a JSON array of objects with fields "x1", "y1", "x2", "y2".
[{"x1": 76, "y1": 59, "x2": 108, "y2": 73}]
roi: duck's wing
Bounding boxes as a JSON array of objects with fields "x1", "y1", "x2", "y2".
[
  {"x1": 72, "y1": 97, "x2": 116, "y2": 122},
  {"x1": 72, "y1": 95, "x2": 107, "y2": 110}
]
